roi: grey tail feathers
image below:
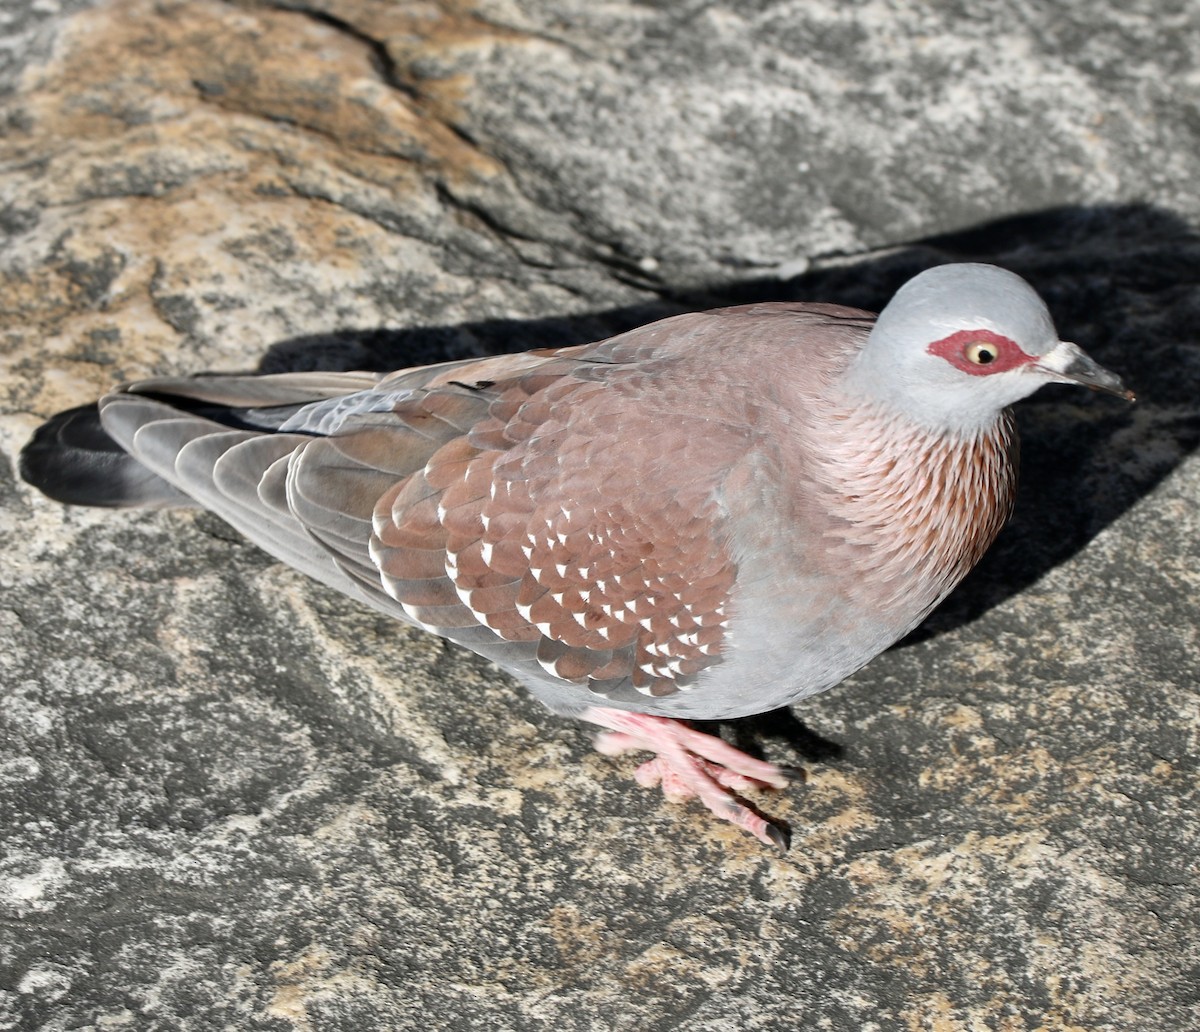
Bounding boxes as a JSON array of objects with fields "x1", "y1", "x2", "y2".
[{"x1": 19, "y1": 402, "x2": 194, "y2": 509}]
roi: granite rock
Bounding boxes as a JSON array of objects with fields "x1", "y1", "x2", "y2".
[{"x1": 1, "y1": 2, "x2": 1198, "y2": 1030}]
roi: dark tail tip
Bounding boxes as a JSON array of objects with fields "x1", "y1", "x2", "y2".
[{"x1": 19, "y1": 402, "x2": 190, "y2": 509}]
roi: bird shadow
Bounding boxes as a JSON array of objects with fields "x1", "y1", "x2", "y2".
[{"x1": 254, "y1": 201, "x2": 1200, "y2": 760}]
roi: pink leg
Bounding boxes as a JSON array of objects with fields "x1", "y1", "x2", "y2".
[{"x1": 582, "y1": 706, "x2": 794, "y2": 850}]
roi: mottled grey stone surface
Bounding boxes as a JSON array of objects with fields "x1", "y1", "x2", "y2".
[{"x1": 1, "y1": 2, "x2": 1198, "y2": 1030}]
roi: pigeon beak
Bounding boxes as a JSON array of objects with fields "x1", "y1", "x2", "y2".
[{"x1": 1034, "y1": 340, "x2": 1135, "y2": 401}]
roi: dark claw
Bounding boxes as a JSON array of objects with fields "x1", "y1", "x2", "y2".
[
  {"x1": 765, "y1": 822, "x2": 790, "y2": 853},
  {"x1": 779, "y1": 765, "x2": 807, "y2": 784}
]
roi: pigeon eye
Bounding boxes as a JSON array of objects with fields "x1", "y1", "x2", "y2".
[
  {"x1": 928, "y1": 329, "x2": 1029, "y2": 376},
  {"x1": 965, "y1": 341, "x2": 999, "y2": 365}
]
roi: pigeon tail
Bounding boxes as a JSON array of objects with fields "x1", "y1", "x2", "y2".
[{"x1": 18, "y1": 402, "x2": 194, "y2": 509}]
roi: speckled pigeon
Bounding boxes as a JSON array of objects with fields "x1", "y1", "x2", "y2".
[{"x1": 20, "y1": 263, "x2": 1131, "y2": 848}]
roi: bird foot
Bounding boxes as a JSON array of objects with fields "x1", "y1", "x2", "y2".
[{"x1": 582, "y1": 706, "x2": 793, "y2": 851}]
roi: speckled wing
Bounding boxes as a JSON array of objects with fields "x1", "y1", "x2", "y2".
[
  {"x1": 93, "y1": 329, "x2": 755, "y2": 711},
  {"x1": 312, "y1": 333, "x2": 756, "y2": 708},
  {"x1": 365, "y1": 349, "x2": 748, "y2": 706}
]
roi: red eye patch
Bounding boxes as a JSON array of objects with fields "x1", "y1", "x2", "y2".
[{"x1": 926, "y1": 328, "x2": 1035, "y2": 376}]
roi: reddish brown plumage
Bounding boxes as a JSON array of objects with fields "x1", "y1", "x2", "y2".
[{"x1": 369, "y1": 345, "x2": 745, "y2": 696}]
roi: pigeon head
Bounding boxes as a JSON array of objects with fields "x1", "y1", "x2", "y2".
[{"x1": 846, "y1": 263, "x2": 1132, "y2": 434}]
